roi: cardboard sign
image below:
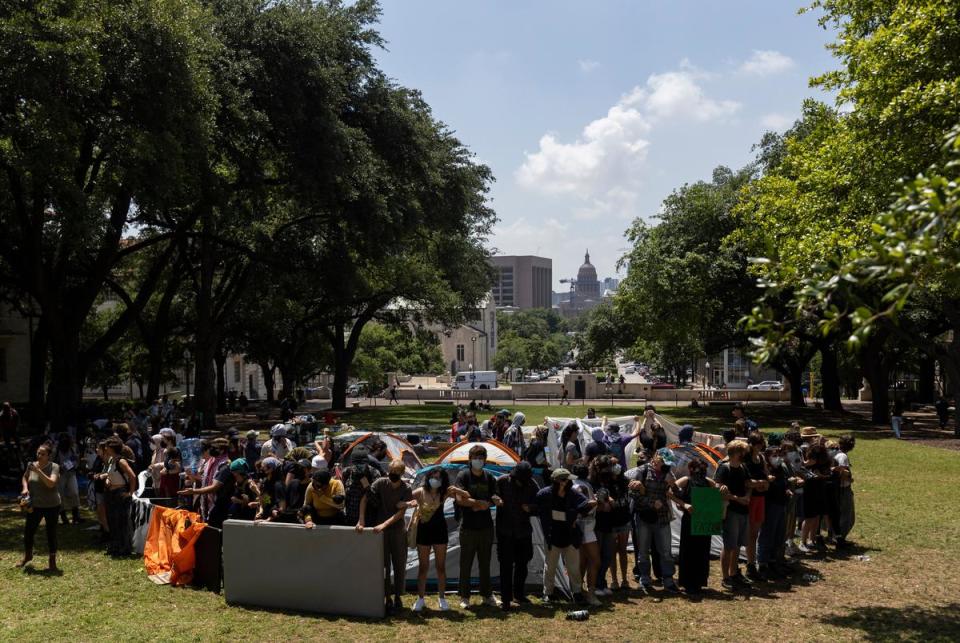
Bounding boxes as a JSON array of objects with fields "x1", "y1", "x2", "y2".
[{"x1": 690, "y1": 487, "x2": 723, "y2": 536}]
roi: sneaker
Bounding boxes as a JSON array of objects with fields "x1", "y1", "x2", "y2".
[
  {"x1": 594, "y1": 588, "x2": 607, "y2": 598},
  {"x1": 814, "y1": 536, "x2": 827, "y2": 551},
  {"x1": 438, "y1": 596, "x2": 450, "y2": 611},
  {"x1": 663, "y1": 583, "x2": 681, "y2": 595},
  {"x1": 393, "y1": 596, "x2": 403, "y2": 611},
  {"x1": 619, "y1": 579, "x2": 631, "y2": 590},
  {"x1": 482, "y1": 595, "x2": 501, "y2": 608},
  {"x1": 541, "y1": 593, "x2": 553, "y2": 604},
  {"x1": 459, "y1": 598, "x2": 470, "y2": 609},
  {"x1": 746, "y1": 564, "x2": 765, "y2": 582},
  {"x1": 784, "y1": 541, "x2": 800, "y2": 557},
  {"x1": 721, "y1": 577, "x2": 736, "y2": 591},
  {"x1": 586, "y1": 593, "x2": 601, "y2": 607},
  {"x1": 798, "y1": 542, "x2": 812, "y2": 554},
  {"x1": 638, "y1": 583, "x2": 654, "y2": 595},
  {"x1": 734, "y1": 570, "x2": 753, "y2": 586},
  {"x1": 412, "y1": 597, "x2": 425, "y2": 613}
]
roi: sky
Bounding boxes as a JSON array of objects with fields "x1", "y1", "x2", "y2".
[{"x1": 373, "y1": 1, "x2": 838, "y2": 290}]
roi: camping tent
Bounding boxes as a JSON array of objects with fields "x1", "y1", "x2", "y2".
[
  {"x1": 338, "y1": 432, "x2": 424, "y2": 479},
  {"x1": 404, "y1": 456, "x2": 571, "y2": 597},
  {"x1": 433, "y1": 439, "x2": 519, "y2": 471}
]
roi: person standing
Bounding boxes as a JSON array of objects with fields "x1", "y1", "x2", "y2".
[
  {"x1": 673, "y1": 458, "x2": 716, "y2": 595},
  {"x1": 560, "y1": 385, "x2": 569, "y2": 406},
  {"x1": 631, "y1": 448, "x2": 681, "y2": 593},
  {"x1": 494, "y1": 461, "x2": 539, "y2": 610},
  {"x1": 715, "y1": 440, "x2": 753, "y2": 590},
  {"x1": 238, "y1": 392, "x2": 249, "y2": 417},
  {"x1": 54, "y1": 433, "x2": 82, "y2": 525},
  {"x1": 537, "y1": 468, "x2": 594, "y2": 605},
  {"x1": 341, "y1": 446, "x2": 382, "y2": 527},
  {"x1": 356, "y1": 460, "x2": 412, "y2": 614},
  {"x1": 411, "y1": 468, "x2": 466, "y2": 612},
  {"x1": 18, "y1": 444, "x2": 61, "y2": 570},
  {"x1": 99, "y1": 438, "x2": 137, "y2": 557},
  {"x1": 389, "y1": 382, "x2": 400, "y2": 405},
  {"x1": 503, "y1": 412, "x2": 526, "y2": 457},
  {"x1": 832, "y1": 435, "x2": 856, "y2": 549},
  {"x1": 453, "y1": 445, "x2": 501, "y2": 608}
]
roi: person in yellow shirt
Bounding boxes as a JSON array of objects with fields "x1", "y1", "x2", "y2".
[{"x1": 301, "y1": 469, "x2": 345, "y2": 526}]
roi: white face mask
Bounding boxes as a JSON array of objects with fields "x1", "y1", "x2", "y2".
[
  {"x1": 428, "y1": 477, "x2": 441, "y2": 489},
  {"x1": 470, "y1": 458, "x2": 484, "y2": 471},
  {"x1": 612, "y1": 464, "x2": 622, "y2": 476},
  {"x1": 770, "y1": 457, "x2": 782, "y2": 468}
]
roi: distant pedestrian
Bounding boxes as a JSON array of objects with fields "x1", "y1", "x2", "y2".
[
  {"x1": 238, "y1": 392, "x2": 249, "y2": 417},
  {"x1": 560, "y1": 386, "x2": 569, "y2": 405},
  {"x1": 390, "y1": 384, "x2": 400, "y2": 405}
]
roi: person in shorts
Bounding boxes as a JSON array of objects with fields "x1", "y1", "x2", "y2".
[{"x1": 715, "y1": 440, "x2": 752, "y2": 590}]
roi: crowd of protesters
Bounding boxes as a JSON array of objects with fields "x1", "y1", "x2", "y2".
[{"x1": 12, "y1": 398, "x2": 859, "y2": 618}]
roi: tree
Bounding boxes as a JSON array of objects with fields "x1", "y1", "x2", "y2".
[{"x1": 0, "y1": 0, "x2": 217, "y2": 429}]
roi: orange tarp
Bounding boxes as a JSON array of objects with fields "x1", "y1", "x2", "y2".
[{"x1": 143, "y1": 505, "x2": 207, "y2": 586}]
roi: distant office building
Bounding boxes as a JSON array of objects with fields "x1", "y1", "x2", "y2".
[
  {"x1": 602, "y1": 277, "x2": 620, "y2": 292},
  {"x1": 490, "y1": 255, "x2": 552, "y2": 309}
]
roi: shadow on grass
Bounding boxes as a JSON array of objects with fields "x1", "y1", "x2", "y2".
[
  {"x1": 21, "y1": 565, "x2": 64, "y2": 577},
  {"x1": 0, "y1": 502, "x2": 105, "y2": 555},
  {"x1": 819, "y1": 603, "x2": 960, "y2": 642}
]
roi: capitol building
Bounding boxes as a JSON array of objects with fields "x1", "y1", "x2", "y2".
[{"x1": 557, "y1": 251, "x2": 606, "y2": 318}]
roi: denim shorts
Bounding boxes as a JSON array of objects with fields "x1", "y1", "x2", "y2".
[
  {"x1": 612, "y1": 524, "x2": 631, "y2": 535},
  {"x1": 722, "y1": 511, "x2": 749, "y2": 550}
]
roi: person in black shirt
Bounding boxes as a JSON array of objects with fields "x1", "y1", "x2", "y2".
[
  {"x1": 536, "y1": 468, "x2": 594, "y2": 604},
  {"x1": 744, "y1": 432, "x2": 771, "y2": 581},
  {"x1": 453, "y1": 445, "x2": 502, "y2": 608},
  {"x1": 758, "y1": 446, "x2": 790, "y2": 578},
  {"x1": 180, "y1": 457, "x2": 250, "y2": 528},
  {"x1": 715, "y1": 440, "x2": 752, "y2": 589},
  {"x1": 495, "y1": 461, "x2": 539, "y2": 610}
]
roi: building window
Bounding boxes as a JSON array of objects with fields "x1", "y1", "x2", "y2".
[
  {"x1": 0, "y1": 347, "x2": 6, "y2": 382},
  {"x1": 456, "y1": 344, "x2": 465, "y2": 362},
  {"x1": 234, "y1": 359, "x2": 241, "y2": 383}
]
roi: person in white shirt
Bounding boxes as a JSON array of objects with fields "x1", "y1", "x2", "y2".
[
  {"x1": 832, "y1": 435, "x2": 856, "y2": 549},
  {"x1": 261, "y1": 425, "x2": 295, "y2": 460}
]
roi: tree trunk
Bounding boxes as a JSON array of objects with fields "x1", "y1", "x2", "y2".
[
  {"x1": 28, "y1": 318, "x2": 48, "y2": 427},
  {"x1": 278, "y1": 366, "x2": 294, "y2": 401},
  {"x1": 259, "y1": 361, "x2": 276, "y2": 403},
  {"x1": 145, "y1": 340, "x2": 165, "y2": 403},
  {"x1": 331, "y1": 324, "x2": 349, "y2": 410},
  {"x1": 216, "y1": 352, "x2": 227, "y2": 414},
  {"x1": 46, "y1": 330, "x2": 84, "y2": 432},
  {"x1": 819, "y1": 345, "x2": 843, "y2": 412},
  {"x1": 861, "y1": 357, "x2": 890, "y2": 425},
  {"x1": 785, "y1": 365, "x2": 805, "y2": 407},
  {"x1": 193, "y1": 205, "x2": 218, "y2": 430},
  {"x1": 917, "y1": 356, "x2": 935, "y2": 404}
]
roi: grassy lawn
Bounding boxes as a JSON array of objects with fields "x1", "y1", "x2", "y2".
[{"x1": 1, "y1": 405, "x2": 958, "y2": 641}]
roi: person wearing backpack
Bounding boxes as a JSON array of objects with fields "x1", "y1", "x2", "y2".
[
  {"x1": 453, "y1": 444, "x2": 502, "y2": 608},
  {"x1": 341, "y1": 446, "x2": 382, "y2": 527}
]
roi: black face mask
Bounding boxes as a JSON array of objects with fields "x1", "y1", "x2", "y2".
[{"x1": 388, "y1": 472, "x2": 401, "y2": 483}]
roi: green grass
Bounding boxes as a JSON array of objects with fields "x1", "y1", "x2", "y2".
[{"x1": 1, "y1": 405, "x2": 958, "y2": 641}]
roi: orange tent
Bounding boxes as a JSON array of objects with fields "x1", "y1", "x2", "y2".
[{"x1": 143, "y1": 506, "x2": 207, "y2": 586}]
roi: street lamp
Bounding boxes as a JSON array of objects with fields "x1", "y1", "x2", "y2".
[
  {"x1": 704, "y1": 361, "x2": 711, "y2": 391},
  {"x1": 471, "y1": 335, "x2": 477, "y2": 376}
]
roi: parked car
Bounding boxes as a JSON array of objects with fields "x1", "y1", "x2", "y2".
[
  {"x1": 650, "y1": 382, "x2": 676, "y2": 390},
  {"x1": 748, "y1": 380, "x2": 784, "y2": 391},
  {"x1": 624, "y1": 365, "x2": 636, "y2": 374}
]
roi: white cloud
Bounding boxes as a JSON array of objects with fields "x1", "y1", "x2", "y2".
[
  {"x1": 515, "y1": 67, "x2": 739, "y2": 218},
  {"x1": 760, "y1": 112, "x2": 793, "y2": 130},
  {"x1": 578, "y1": 59, "x2": 600, "y2": 73},
  {"x1": 739, "y1": 50, "x2": 794, "y2": 76}
]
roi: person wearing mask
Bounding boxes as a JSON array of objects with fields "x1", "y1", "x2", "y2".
[
  {"x1": 591, "y1": 454, "x2": 630, "y2": 594},
  {"x1": 261, "y1": 425, "x2": 295, "y2": 460},
  {"x1": 631, "y1": 448, "x2": 681, "y2": 593},
  {"x1": 341, "y1": 446, "x2": 382, "y2": 527},
  {"x1": 179, "y1": 457, "x2": 248, "y2": 528},
  {"x1": 157, "y1": 447, "x2": 182, "y2": 501},
  {"x1": 673, "y1": 457, "x2": 716, "y2": 595},
  {"x1": 744, "y1": 431, "x2": 772, "y2": 582},
  {"x1": 98, "y1": 437, "x2": 138, "y2": 557},
  {"x1": 254, "y1": 457, "x2": 284, "y2": 521},
  {"x1": 301, "y1": 467, "x2": 345, "y2": 526},
  {"x1": 584, "y1": 407, "x2": 597, "y2": 420},
  {"x1": 357, "y1": 460, "x2": 411, "y2": 613},
  {"x1": 503, "y1": 412, "x2": 526, "y2": 457},
  {"x1": 411, "y1": 468, "x2": 466, "y2": 612},
  {"x1": 715, "y1": 440, "x2": 753, "y2": 590},
  {"x1": 453, "y1": 445, "x2": 502, "y2": 608},
  {"x1": 571, "y1": 461, "x2": 601, "y2": 604},
  {"x1": 494, "y1": 461, "x2": 539, "y2": 611},
  {"x1": 54, "y1": 433, "x2": 82, "y2": 525},
  {"x1": 457, "y1": 411, "x2": 481, "y2": 442},
  {"x1": 18, "y1": 444, "x2": 61, "y2": 570},
  {"x1": 832, "y1": 435, "x2": 856, "y2": 549},
  {"x1": 800, "y1": 439, "x2": 831, "y2": 553},
  {"x1": 758, "y1": 445, "x2": 790, "y2": 578},
  {"x1": 537, "y1": 468, "x2": 595, "y2": 606}
]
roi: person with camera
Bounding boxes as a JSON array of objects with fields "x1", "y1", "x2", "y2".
[
  {"x1": 98, "y1": 437, "x2": 138, "y2": 557},
  {"x1": 356, "y1": 459, "x2": 413, "y2": 613},
  {"x1": 18, "y1": 443, "x2": 62, "y2": 570}
]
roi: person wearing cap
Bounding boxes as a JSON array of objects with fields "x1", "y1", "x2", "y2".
[
  {"x1": 341, "y1": 445, "x2": 382, "y2": 527},
  {"x1": 357, "y1": 460, "x2": 413, "y2": 613},
  {"x1": 536, "y1": 468, "x2": 595, "y2": 605},
  {"x1": 243, "y1": 430, "x2": 260, "y2": 465},
  {"x1": 261, "y1": 425, "x2": 294, "y2": 460},
  {"x1": 494, "y1": 460, "x2": 540, "y2": 610},
  {"x1": 179, "y1": 457, "x2": 250, "y2": 528},
  {"x1": 302, "y1": 468, "x2": 346, "y2": 527},
  {"x1": 630, "y1": 448, "x2": 681, "y2": 593},
  {"x1": 229, "y1": 457, "x2": 260, "y2": 520}
]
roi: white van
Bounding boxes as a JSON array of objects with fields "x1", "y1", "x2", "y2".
[{"x1": 452, "y1": 370, "x2": 498, "y2": 390}]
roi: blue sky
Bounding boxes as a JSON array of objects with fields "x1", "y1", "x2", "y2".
[{"x1": 374, "y1": 1, "x2": 838, "y2": 290}]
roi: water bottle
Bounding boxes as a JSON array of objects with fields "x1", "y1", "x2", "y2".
[{"x1": 566, "y1": 610, "x2": 589, "y2": 621}]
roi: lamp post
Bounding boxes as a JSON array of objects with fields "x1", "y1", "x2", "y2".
[
  {"x1": 704, "y1": 361, "x2": 711, "y2": 391},
  {"x1": 184, "y1": 348, "x2": 192, "y2": 398},
  {"x1": 471, "y1": 335, "x2": 477, "y2": 377}
]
